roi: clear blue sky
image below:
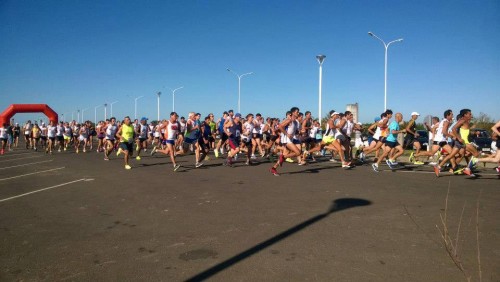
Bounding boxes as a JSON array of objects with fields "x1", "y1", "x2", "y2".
[{"x1": 1, "y1": 0, "x2": 499, "y2": 124}]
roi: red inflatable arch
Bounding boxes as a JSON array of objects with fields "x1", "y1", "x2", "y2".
[{"x1": 0, "y1": 104, "x2": 58, "y2": 125}]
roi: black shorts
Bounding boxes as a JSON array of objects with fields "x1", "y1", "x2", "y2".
[
  {"x1": 252, "y1": 133, "x2": 262, "y2": 139},
  {"x1": 270, "y1": 135, "x2": 279, "y2": 142},
  {"x1": 57, "y1": 136, "x2": 63, "y2": 142},
  {"x1": 220, "y1": 132, "x2": 228, "y2": 142},
  {"x1": 49, "y1": 137, "x2": 56, "y2": 141},
  {"x1": 453, "y1": 140, "x2": 464, "y2": 149},
  {"x1": 139, "y1": 138, "x2": 147, "y2": 143},
  {"x1": 385, "y1": 140, "x2": 400, "y2": 148},
  {"x1": 119, "y1": 142, "x2": 133, "y2": 152},
  {"x1": 433, "y1": 141, "x2": 447, "y2": 147}
]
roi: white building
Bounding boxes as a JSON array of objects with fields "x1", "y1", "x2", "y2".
[{"x1": 346, "y1": 103, "x2": 359, "y2": 123}]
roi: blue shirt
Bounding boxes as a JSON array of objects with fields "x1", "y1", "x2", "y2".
[{"x1": 386, "y1": 120, "x2": 399, "y2": 142}]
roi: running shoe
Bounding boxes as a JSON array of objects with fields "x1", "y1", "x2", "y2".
[
  {"x1": 278, "y1": 153, "x2": 284, "y2": 166},
  {"x1": 76, "y1": 148, "x2": 79, "y2": 153},
  {"x1": 116, "y1": 148, "x2": 123, "y2": 156},
  {"x1": 251, "y1": 154, "x2": 257, "y2": 160},
  {"x1": 329, "y1": 158, "x2": 338, "y2": 163},
  {"x1": 414, "y1": 160, "x2": 425, "y2": 165},
  {"x1": 463, "y1": 167, "x2": 472, "y2": 176},
  {"x1": 125, "y1": 165, "x2": 132, "y2": 170},
  {"x1": 386, "y1": 159, "x2": 395, "y2": 169},
  {"x1": 342, "y1": 162, "x2": 352, "y2": 169},
  {"x1": 195, "y1": 162, "x2": 204, "y2": 168},
  {"x1": 298, "y1": 161, "x2": 306, "y2": 166},
  {"x1": 389, "y1": 159, "x2": 398, "y2": 166},
  {"x1": 0, "y1": 149, "x2": 3, "y2": 155},
  {"x1": 302, "y1": 150, "x2": 309, "y2": 159},
  {"x1": 104, "y1": 157, "x2": 109, "y2": 161},
  {"x1": 136, "y1": 156, "x2": 141, "y2": 160},
  {"x1": 136, "y1": 144, "x2": 140, "y2": 151},
  {"x1": 372, "y1": 163, "x2": 379, "y2": 172},
  {"x1": 496, "y1": 166, "x2": 500, "y2": 175},
  {"x1": 214, "y1": 150, "x2": 219, "y2": 158},
  {"x1": 270, "y1": 167, "x2": 280, "y2": 176},
  {"x1": 359, "y1": 152, "x2": 365, "y2": 162},
  {"x1": 234, "y1": 153, "x2": 238, "y2": 160},
  {"x1": 245, "y1": 160, "x2": 252, "y2": 166},
  {"x1": 83, "y1": 148, "x2": 86, "y2": 153},
  {"x1": 433, "y1": 165, "x2": 440, "y2": 177},
  {"x1": 286, "y1": 158, "x2": 294, "y2": 163},
  {"x1": 467, "y1": 156, "x2": 478, "y2": 170},
  {"x1": 428, "y1": 162, "x2": 437, "y2": 166},
  {"x1": 150, "y1": 146, "x2": 157, "y2": 156},
  {"x1": 173, "y1": 164, "x2": 181, "y2": 171},
  {"x1": 409, "y1": 152, "x2": 415, "y2": 163}
]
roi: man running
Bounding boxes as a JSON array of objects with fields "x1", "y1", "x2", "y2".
[
  {"x1": 115, "y1": 116, "x2": 134, "y2": 170},
  {"x1": 151, "y1": 112, "x2": 181, "y2": 171},
  {"x1": 372, "y1": 113, "x2": 406, "y2": 172}
]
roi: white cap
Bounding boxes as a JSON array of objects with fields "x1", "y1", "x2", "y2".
[
  {"x1": 331, "y1": 112, "x2": 340, "y2": 116},
  {"x1": 411, "y1": 112, "x2": 420, "y2": 116},
  {"x1": 357, "y1": 122, "x2": 362, "y2": 125}
]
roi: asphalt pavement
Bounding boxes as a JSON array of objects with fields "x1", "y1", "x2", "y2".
[{"x1": 0, "y1": 141, "x2": 498, "y2": 281}]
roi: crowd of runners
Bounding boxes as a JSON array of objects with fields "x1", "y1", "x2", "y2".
[{"x1": 0, "y1": 107, "x2": 498, "y2": 177}]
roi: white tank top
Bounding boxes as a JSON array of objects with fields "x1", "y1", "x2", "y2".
[
  {"x1": 48, "y1": 126, "x2": 57, "y2": 138},
  {"x1": 167, "y1": 121, "x2": 179, "y2": 140},
  {"x1": 434, "y1": 119, "x2": 448, "y2": 142},
  {"x1": 106, "y1": 125, "x2": 117, "y2": 140}
]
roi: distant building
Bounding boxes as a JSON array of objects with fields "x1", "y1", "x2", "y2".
[{"x1": 346, "y1": 103, "x2": 359, "y2": 123}]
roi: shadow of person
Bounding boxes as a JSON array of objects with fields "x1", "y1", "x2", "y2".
[{"x1": 185, "y1": 198, "x2": 372, "y2": 282}]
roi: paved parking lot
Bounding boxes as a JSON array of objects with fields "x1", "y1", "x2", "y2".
[{"x1": 0, "y1": 144, "x2": 498, "y2": 281}]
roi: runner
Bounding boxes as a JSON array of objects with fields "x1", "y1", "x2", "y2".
[
  {"x1": 135, "y1": 117, "x2": 149, "y2": 160},
  {"x1": 151, "y1": 112, "x2": 181, "y2": 171},
  {"x1": 466, "y1": 120, "x2": 500, "y2": 175},
  {"x1": 404, "y1": 112, "x2": 424, "y2": 164},
  {"x1": 0, "y1": 123, "x2": 8, "y2": 154},
  {"x1": 31, "y1": 123, "x2": 41, "y2": 151},
  {"x1": 23, "y1": 120, "x2": 32, "y2": 149},
  {"x1": 46, "y1": 120, "x2": 57, "y2": 154},
  {"x1": 223, "y1": 112, "x2": 242, "y2": 167},
  {"x1": 181, "y1": 112, "x2": 203, "y2": 168},
  {"x1": 372, "y1": 113, "x2": 406, "y2": 172},
  {"x1": 269, "y1": 107, "x2": 306, "y2": 176},
  {"x1": 104, "y1": 117, "x2": 118, "y2": 161},
  {"x1": 215, "y1": 111, "x2": 229, "y2": 158},
  {"x1": 115, "y1": 116, "x2": 135, "y2": 170},
  {"x1": 13, "y1": 123, "x2": 20, "y2": 148}
]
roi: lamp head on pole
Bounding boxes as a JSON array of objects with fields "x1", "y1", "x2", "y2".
[
  {"x1": 316, "y1": 54, "x2": 326, "y2": 65},
  {"x1": 368, "y1": 31, "x2": 374, "y2": 36},
  {"x1": 157, "y1": 91, "x2": 161, "y2": 97}
]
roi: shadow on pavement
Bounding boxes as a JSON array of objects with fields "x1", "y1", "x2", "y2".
[{"x1": 184, "y1": 198, "x2": 372, "y2": 282}]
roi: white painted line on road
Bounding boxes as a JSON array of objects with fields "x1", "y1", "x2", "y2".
[
  {"x1": 1, "y1": 152, "x2": 36, "y2": 156},
  {"x1": 0, "y1": 160, "x2": 53, "y2": 170},
  {"x1": 0, "y1": 178, "x2": 94, "y2": 203},
  {"x1": 0, "y1": 155, "x2": 44, "y2": 163},
  {"x1": 384, "y1": 170, "x2": 434, "y2": 174},
  {"x1": 0, "y1": 167, "x2": 65, "y2": 181}
]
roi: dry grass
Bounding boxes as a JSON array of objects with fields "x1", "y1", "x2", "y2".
[{"x1": 435, "y1": 181, "x2": 483, "y2": 282}]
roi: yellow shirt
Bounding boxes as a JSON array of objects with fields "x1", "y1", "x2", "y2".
[{"x1": 121, "y1": 124, "x2": 134, "y2": 143}]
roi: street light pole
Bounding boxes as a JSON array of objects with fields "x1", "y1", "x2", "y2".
[
  {"x1": 94, "y1": 105, "x2": 103, "y2": 125},
  {"x1": 170, "y1": 86, "x2": 184, "y2": 112},
  {"x1": 81, "y1": 108, "x2": 89, "y2": 123},
  {"x1": 77, "y1": 110, "x2": 80, "y2": 123},
  {"x1": 134, "y1": 96, "x2": 144, "y2": 120},
  {"x1": 227, "y1": 68, "x2": 253, "y2": 113},
  {"x1": 110, "y1": 101, "x2": 118, "y2": 117},
  {"x1": 104, "y1": 103, "x2": 108, "y2": 120},
  {"x1": 157, "y1": 91, "x2": 161, "y2": 121},
  {"x1": 316, "y1": 55, "x2": 326, "y2": 126},
  {"x1": 368, "y1": 31, "x2": 403, "y2": 111}
]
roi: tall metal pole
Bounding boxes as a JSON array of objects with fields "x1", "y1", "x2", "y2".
[
  {"x1": 94, "y1": 105, "x2": 103, "y2": 125},
  {"x1": 227, "y1": 68, "x2": 253, "y2": 113},
  {"x1": 157, "y1": 92, "x2": 161, "y2": 121},
  {"x1": 109, "y1": 101, "x2": 118, "y2": 118},
  {"x1": 81, "y1": 108, "x2": 89, "y2": 123},
  {"x1": 77, "y1": 110, "x2": 80, "y2": 123},
  {"x1": 170, "y1": 87, "x2": 183, "y2": 112},
  {"x1": 368, "y1": 32, "x2": 403, "y2": 111},
  {"x1": 134, "y1": 96, "x2": 144, "y2": 120},
  {"x1": 316, "y1": 55, "x2": 326, "y2": 126},
  {"x1": 104, "y1": 103, "x2": 108, "y2": 120}
]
